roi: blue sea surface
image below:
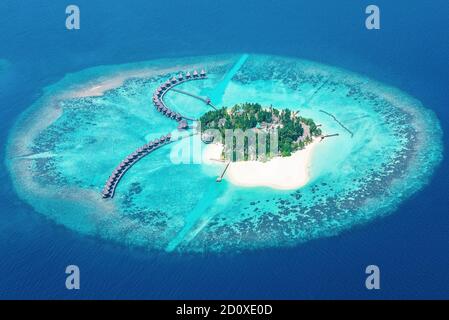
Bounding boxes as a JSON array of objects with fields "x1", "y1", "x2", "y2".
[{"x1": 0, "y1": 0, "x2": 448, "y2": 299}]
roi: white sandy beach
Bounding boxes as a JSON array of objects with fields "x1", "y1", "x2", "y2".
[{"x1": 203, "y1": 139, "x2": 320, "y2": 190}]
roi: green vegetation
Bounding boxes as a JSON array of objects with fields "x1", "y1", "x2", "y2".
[{"x1": 199, "y1": 103, "x2": 322, "y2": 160}]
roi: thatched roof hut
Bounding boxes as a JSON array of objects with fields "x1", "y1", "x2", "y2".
[{"x1": 178, "y1": 120, "x2": 188, "y2": 130}]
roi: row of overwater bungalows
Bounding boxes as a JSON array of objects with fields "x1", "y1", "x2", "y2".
[
  {"x1": 152, "y1": 69, "x2": 206, "y2": 124},
  {"x1": 101, "y1": 133, "x2": 172, "y2": 198},
  {"x1": 101, "y1": 69, "x2": 206, "y2": 198}
]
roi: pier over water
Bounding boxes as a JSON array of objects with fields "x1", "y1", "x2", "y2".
[{"x1": 319, "y1": 109, "x2": 354, "y2": 137}]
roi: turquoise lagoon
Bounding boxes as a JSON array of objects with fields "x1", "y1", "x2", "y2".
[{"x1": 6, "y1": 54, "x2": 443, "y2": 253}]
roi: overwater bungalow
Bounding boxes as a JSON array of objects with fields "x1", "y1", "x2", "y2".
[
  {"x1": 153, "y1": 139, "x2": 160, "y2": 145},
  {"x1": 178, "y1": 119, "x2": 188, "y2": 130},
  {"x1": 193, "y1": 70, "x2": 199, "y2": 78},
  {"x1": 186, "y1": 71, "x2": 191, "y2": 79},
  {"x1": 171, "y1": 76, "x2": 177, "y2": 84},
  {"x1": 178, "y1": 73, "x2": 183, "y2": 81},
  {"x1": 200, "y1": 69, "x2": 206, "y2": 77},
  {"x1": 165, "y1": 80, "x2": 171, "y2": 87}
]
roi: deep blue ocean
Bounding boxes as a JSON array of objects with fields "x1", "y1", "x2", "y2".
[{"x1": 0, "y1": 0, "x2": 448, "y2": 299}]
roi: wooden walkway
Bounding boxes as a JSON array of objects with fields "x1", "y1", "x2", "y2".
[
  {"x1": 101, "y1": 134, "x2": 172, "y2": 198},
  {"x1": 171, "y1": 88, "x2": 217, "y2": 110},
  {"x1": 319, "y1": 110, "x2": 354, "y2": 137},
  {"x1": 320, "y1": 133, "x2": 339, "y2": 141},
  {"x1": 216, "y1": 161, "x2": 231, "y2": 182}
]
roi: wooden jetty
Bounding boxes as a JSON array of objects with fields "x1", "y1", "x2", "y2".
[
  {"x1": 170, "y1": 88, "x2": 217, "y2": 110},
  {"x1": 216, "y1": 161, "x2": 231, "y2": 182},
  {"x1": 320, "y1": 133, "x2": 339, "y2": 141},
  {"x1": 319, "y1": 110, "x2": 354, "y2": 137}
]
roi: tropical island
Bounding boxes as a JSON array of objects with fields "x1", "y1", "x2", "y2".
[
  {"x1": 199, "y1": 102, "x2": 322, "y2": 160},
  {"x1": 5, "y1": 53, "x2": 443, "y2": 253},
  {"x1": 199, "y1": 102, "x2": 325, "y2": 189}
]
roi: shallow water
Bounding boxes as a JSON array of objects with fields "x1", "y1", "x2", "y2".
[{"x1": 6, "y1": 54, "x2": 443, "y2": 253}]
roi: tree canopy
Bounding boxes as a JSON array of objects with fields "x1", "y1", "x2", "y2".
[{"x1": 199, "y1": 103, "x2": 321, "y2": 160}]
